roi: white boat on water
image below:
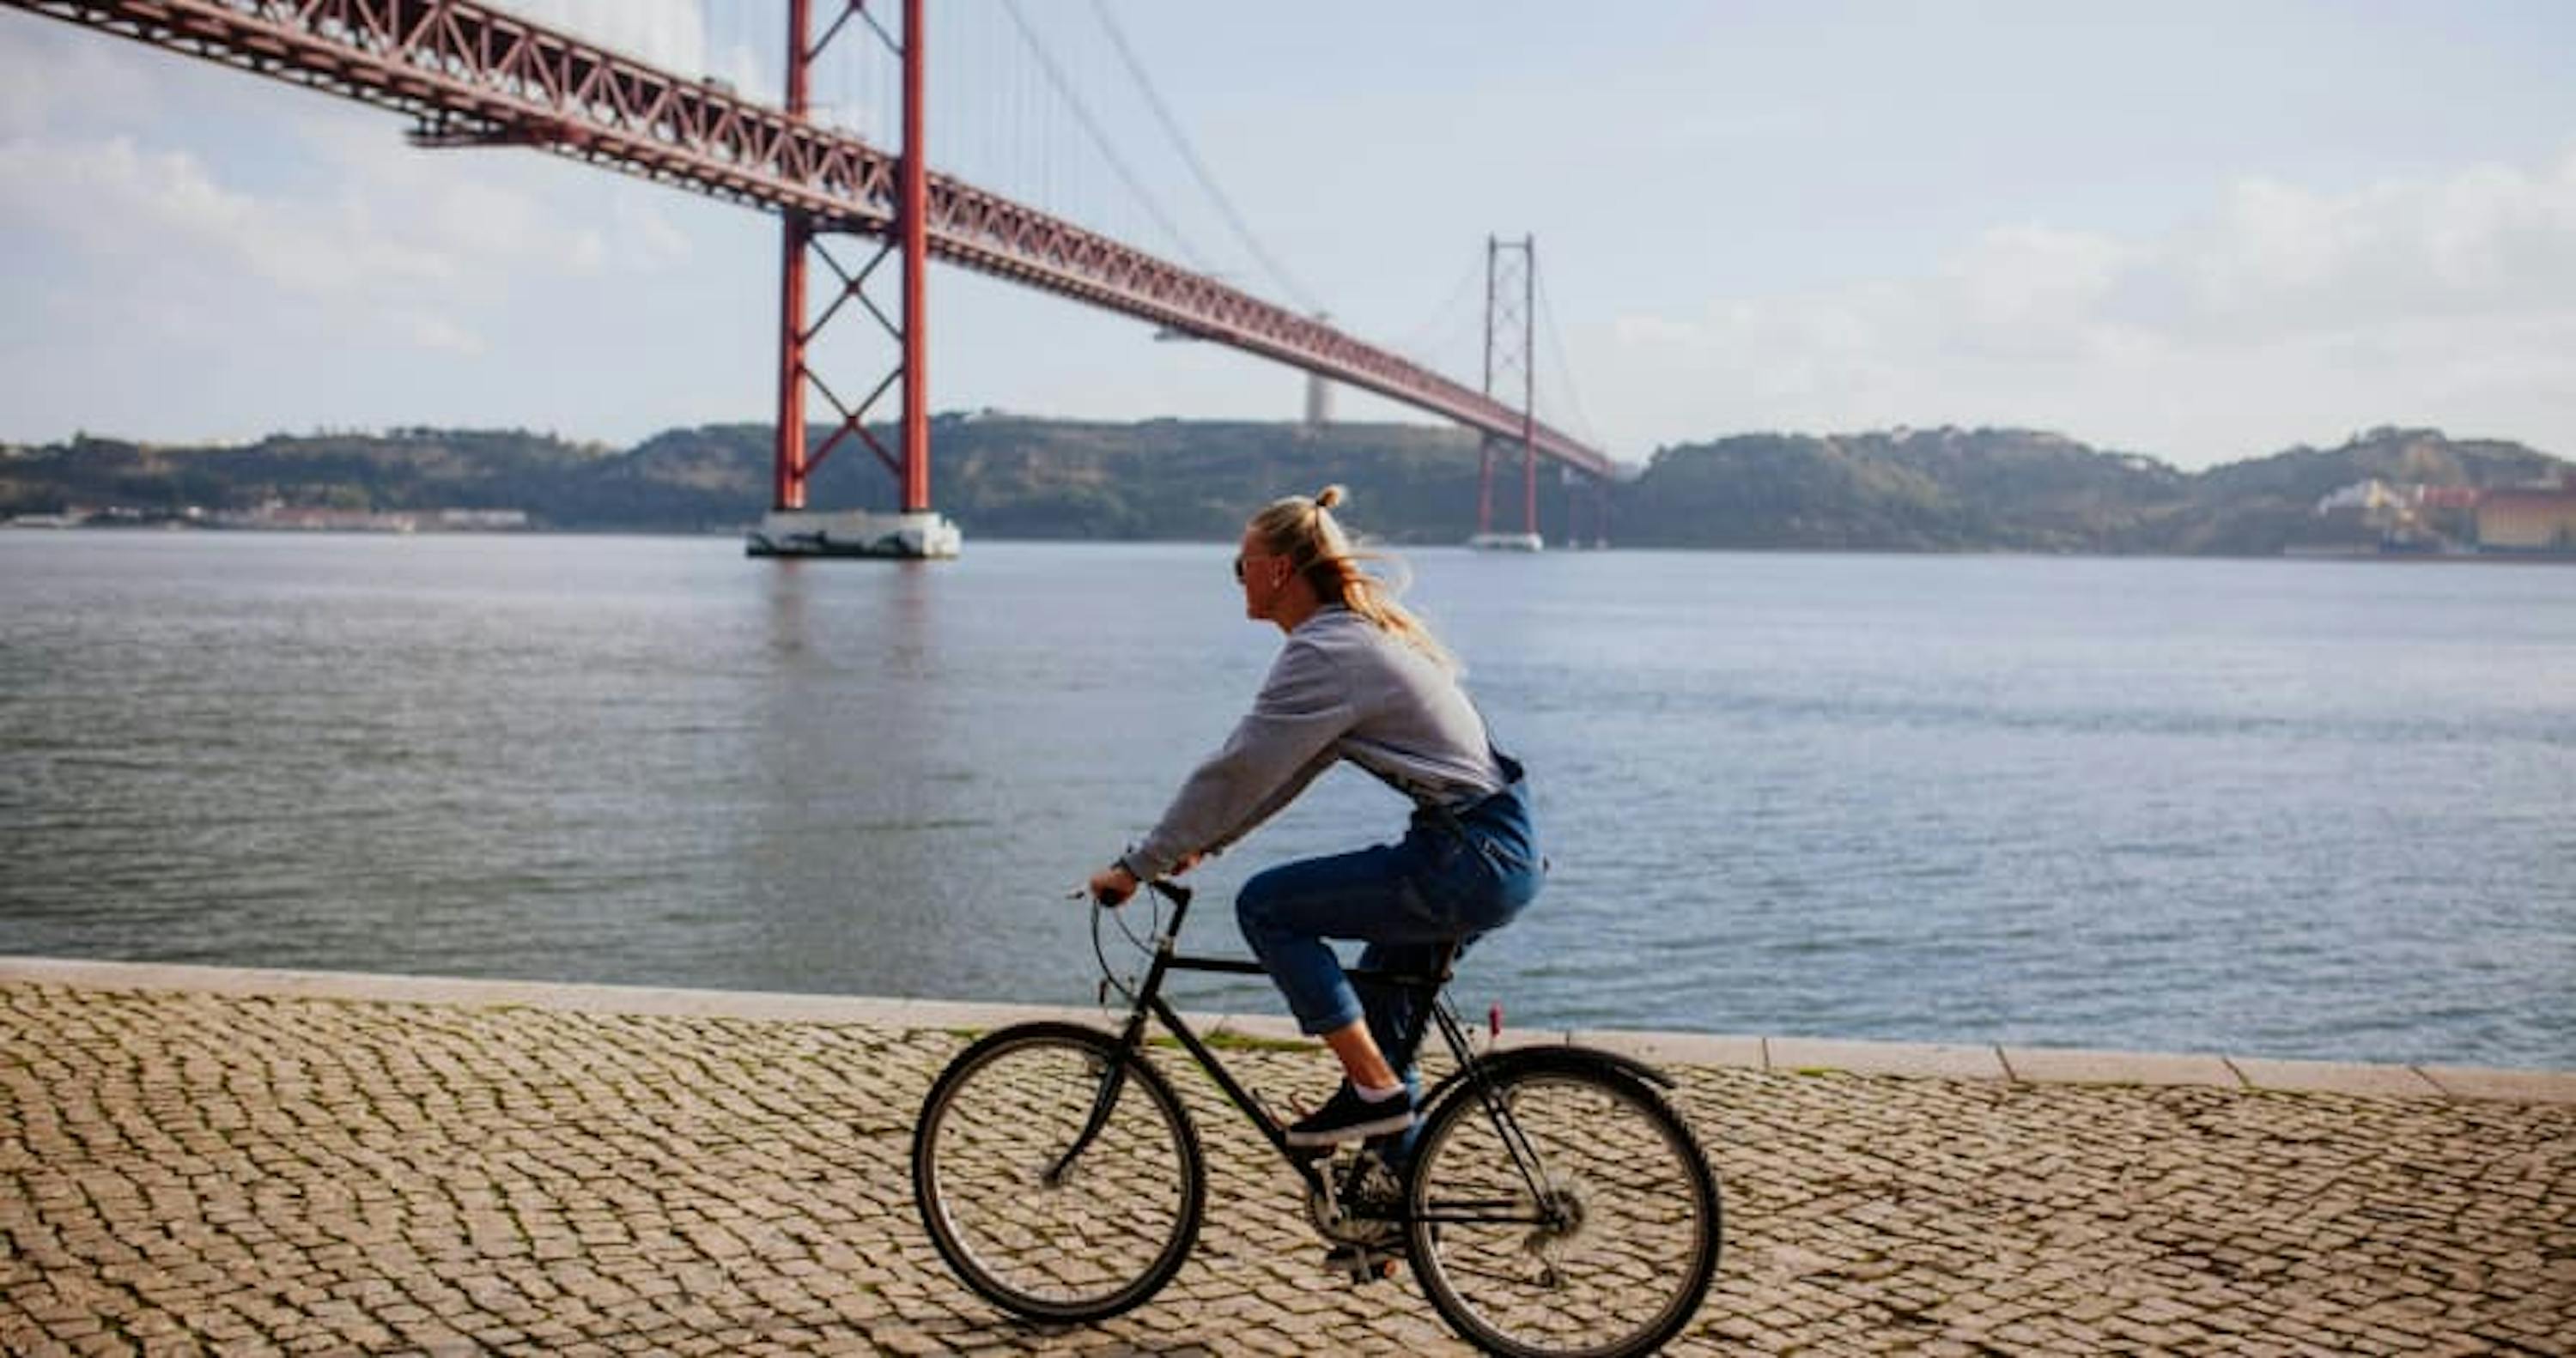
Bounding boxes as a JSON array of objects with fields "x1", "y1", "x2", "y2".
[{"x1": 1467, "y1": 530, "x2": 1544, "y2": 553}]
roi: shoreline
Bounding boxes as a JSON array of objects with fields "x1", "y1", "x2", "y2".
[
  {"x1": 12, "y1": 519, "x2": 2576, "y2": 561},
  {"x1": 6, "y1": 955, "x2": 2568, "y2": 1104}
]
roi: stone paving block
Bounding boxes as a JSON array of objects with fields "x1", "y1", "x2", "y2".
[
  {"x1": 2002, "y1": 1045, "x2": 2245, "y2": 1088},
  {"x1": 2415, "y1": 1064, "x2": 2576, "y2": 1104},
  {"x1": 1766, "y1": 1036, "x2": 2009, "y2": 1082},
  {"x1": 2231, "y1": 1057, "x2": 2446, "y2": 1099},
  {"x1": 1569, "y1": 1028, "x2": 1766, "y2": 1070}
]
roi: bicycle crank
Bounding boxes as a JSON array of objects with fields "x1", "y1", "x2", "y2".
[{"x1": 1305, "y1": 1148, "x2": 1404, "y2": 1247}]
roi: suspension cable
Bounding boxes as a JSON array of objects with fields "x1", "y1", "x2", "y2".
[
  {"x1": 999, "y1": 0, "x2": 1209, "y2": 270},
  {"x1": 1385, "y1": 252, "x2": 1489, "y2": 377},
  {"x1": 1084, "y1": 0, "x2": 1324, "y2": 316},
  {"x1": 1535, "y1": 270, "x2": 1602, "y2": 446}
]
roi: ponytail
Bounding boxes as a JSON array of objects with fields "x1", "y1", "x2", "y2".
[{"x1": 1247, "y1": 485, "x2": 1458, "y2": 673}]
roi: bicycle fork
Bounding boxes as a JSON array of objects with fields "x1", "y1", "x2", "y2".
[{"x1": 1042, "y1": 1054, "x2": 1130, "y2": 1188}]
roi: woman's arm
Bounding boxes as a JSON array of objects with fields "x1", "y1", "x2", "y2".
[{"x1": 1121, "y1": 636, "x2": 1352, "y2": 882}]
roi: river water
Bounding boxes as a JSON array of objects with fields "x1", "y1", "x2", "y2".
[{"x1": 3, "y1": 531, "x2": 2569, "y2": 1068}]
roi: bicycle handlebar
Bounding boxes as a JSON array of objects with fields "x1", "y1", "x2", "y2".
[{"x1": 1084, "y1": 877, "x2": 1194, "y2": 909}]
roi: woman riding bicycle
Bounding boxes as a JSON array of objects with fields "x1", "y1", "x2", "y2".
[{"x1": 1089, "y1": 485, "x2": 1543, "y2": 1148}]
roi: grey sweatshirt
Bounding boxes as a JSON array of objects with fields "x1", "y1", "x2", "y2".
[{"x1": 1122, "y1": 606, "x2": 1507, "y2": 882}]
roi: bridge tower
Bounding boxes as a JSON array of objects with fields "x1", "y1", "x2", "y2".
[
  {"x1": 1471, "y1": 236, "x2": 1543, "y2": 552},
  {"x1": 749, "y1": 0, "x2": 962, "y2": 560}
]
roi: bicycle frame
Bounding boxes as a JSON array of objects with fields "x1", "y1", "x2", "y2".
[{"x1": 1054, "y1": 881, "x2": 1540, "y2": 1217}]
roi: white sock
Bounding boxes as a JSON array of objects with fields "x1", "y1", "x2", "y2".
[{"x1": 1355, "y1": 1082, "x2": 1406, "y2": 1103}]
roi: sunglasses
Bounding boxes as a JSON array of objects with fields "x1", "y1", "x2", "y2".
[{"x1": 1235, "y1": 550, "x2": 1301, "y2": 584}]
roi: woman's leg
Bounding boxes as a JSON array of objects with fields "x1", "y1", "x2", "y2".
[
  {"x1": 1359, "y1": 789, "x2": 1544, "y2": 1087},
  {"x1": 1318, "y1": 1022, "x2": 1400, "y2": 1093},
  {"x1": 1238, "y1": 803, "x2": 1540, "y2": 1112},
  {"x1": 1237, "y1": 848, "x2": 1437, "y2": 1144},
  {"x1": 1354, "y1": 938, "x2": 1461, "y2": 1092},
  {"x1": 1237, "y1": 844, "x2": 1425, "y2": 1091}
]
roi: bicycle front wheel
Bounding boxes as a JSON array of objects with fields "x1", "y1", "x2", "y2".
[
  {"x1": 910, "y1": 1022, "x2": 1204, "y2": 1322},
  {"x1": 1406, "y1": 1054, "x2": 1721, "y2": 1358}
]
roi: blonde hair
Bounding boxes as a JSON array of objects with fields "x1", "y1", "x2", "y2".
[{"x1": 1249, "y1": 485, "x2": 1458, "y2": 673}]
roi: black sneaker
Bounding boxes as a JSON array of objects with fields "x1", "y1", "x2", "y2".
[{"x1": 1285, "y1": 1083, "x2": 1418, "y2": 1148}]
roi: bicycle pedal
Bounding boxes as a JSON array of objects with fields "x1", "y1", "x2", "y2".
[
  {"x1": 1346, "y1": 1263, "x2": 1394, "y2": 1286},
  {"x1": 1327, "y1": 1252, "x2": 1401, "y2": 1285}
]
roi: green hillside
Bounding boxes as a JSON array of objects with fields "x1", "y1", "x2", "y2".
[{"x1": 3, "y1": 419, "x2": 2566, "y2": 555}]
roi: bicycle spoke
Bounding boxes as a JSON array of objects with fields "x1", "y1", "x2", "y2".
[
  {"x1": 1408, "y1": 1064, "x2": 1720, "y2": 1358},
  {"x1": 1437, "y1": 1257, "x2": 1566, "y2": 1289},
  {"x1": 913, "y1": 1027, "x2": 1202, "y2": 1323},
  {"x1": 1416, "y1": 1207, "x2": 1552, "y2": 1224}
]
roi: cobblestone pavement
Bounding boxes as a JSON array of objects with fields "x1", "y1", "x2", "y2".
[{"x1": 3, "y1": 979, "x2": 2573, "y2": 1356}]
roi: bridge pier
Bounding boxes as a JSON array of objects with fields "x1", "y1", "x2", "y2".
[
  {"x1": 748, "y1": 509, "x2": 962, "y2": 559},
  {"x1": 756, "y1": 0, "x2": 960, "y2": 561}
]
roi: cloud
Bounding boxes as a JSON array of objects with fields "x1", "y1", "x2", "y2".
[
  {"x1": 610, "y1": 190, "x2": 694, "y2": 270},
  {"x1": 1944, "y1": 226, "x2": 2136, "y2": 345},
  {"x1": 1607, "y1": 146, "x2": 2576, "y2": 464},
  {"x1": 2167, "y1": 155, "x2": 2576, "y2": 335},
  {"x1": 0, "y1": 94, "x2": 707, "y2": 371},
  {"x1": 403, "y1": 312, "x2": 489, "y2": 356},
  {"x1": 0, "y1": 133, "x2": 477, "y2": 301}
]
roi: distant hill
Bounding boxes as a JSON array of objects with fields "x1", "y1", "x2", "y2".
[
  {"x1": 3, "y1": 419, "x2": 2567, "y2": 555},
  {"x1": 1613, "y1": 427, "x2": 2190, "y2": 551},
  {"x1": 2166, "y1": 428, "x2": 2567, "y2": 555}
]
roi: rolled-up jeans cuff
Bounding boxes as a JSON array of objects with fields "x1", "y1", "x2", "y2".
[{"x1": 1295, "y1": 997, "x2": 1365, "y2": 1037}]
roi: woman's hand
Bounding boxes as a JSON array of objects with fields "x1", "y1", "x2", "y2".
[
  {"x1": 1090, "y1": 851, "x2": 1204, "y2": 906},
  {"x1": 1087, "y1": 862, "x2": 1139, "y2": 906}
]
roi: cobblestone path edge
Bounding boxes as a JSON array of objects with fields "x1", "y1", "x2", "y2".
[{"x1": 3, "y1": 955, "x2": 2567, "y2": 1103}]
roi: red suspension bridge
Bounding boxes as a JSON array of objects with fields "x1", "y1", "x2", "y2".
[{"x1": 7, "y1": 0, "x2": 1618, "y2": 556}]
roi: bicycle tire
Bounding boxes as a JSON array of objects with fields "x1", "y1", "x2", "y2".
[
  {"x1": 911, "y1": 1022, "x2": 1205, "y2": 1322},
  {"x1": 1404, "y1": 1050, "x2": 1722, "y2": 1358}
]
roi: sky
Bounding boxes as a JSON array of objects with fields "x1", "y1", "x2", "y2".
[{"x1": 3, "y1": 0, "x2": 2573, "y2": 471}]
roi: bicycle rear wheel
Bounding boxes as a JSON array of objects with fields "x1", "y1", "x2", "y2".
[
  {"x1": 911, "y1": 1022, "x2": 1204, "y2": 1322},
  {"x1": 1405, "y1": 1054, "x2": 1721, "y2": 1358}
]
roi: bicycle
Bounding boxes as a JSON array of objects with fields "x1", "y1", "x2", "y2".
[{"x1": 909, "y1": 880, "x2": 1722, "y2": 1358}]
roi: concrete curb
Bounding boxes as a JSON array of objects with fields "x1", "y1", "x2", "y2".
[{"x1": 5, "y1": 955, "x2": 2570, "y2": 1105}]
